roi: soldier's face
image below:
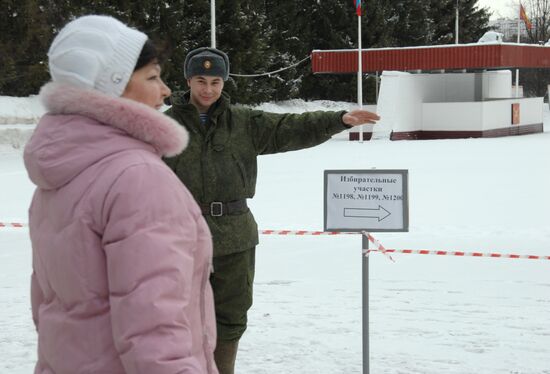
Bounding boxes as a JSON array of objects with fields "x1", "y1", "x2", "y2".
[{"x1": 187, "y1": 75, "x2": 224, "y2": 112}]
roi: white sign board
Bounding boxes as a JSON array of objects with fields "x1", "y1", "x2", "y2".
[{"x1": 324, "y1": 170, "x2": 408, "y2": 232}]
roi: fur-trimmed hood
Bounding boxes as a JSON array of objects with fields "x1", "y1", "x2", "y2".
[
  {"x1": 24, "y1": 82, "x2": 188, "y2": 190},
  {"x1": 39, "y1": 82, "x2": 188, "y2": 156}
]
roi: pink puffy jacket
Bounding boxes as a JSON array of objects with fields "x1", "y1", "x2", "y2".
[{"x1": 24, "y1": 82, "x2": 218, "y2": 374}]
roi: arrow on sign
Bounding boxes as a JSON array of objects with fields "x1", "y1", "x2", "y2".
[{"x1": 344, "y1": 205, "x2": 391, "y2": 222}]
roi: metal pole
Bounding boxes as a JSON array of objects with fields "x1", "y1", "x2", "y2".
[
  {"x1": 516, "y1": 2, "x2": 520, "y2": 98},
  {"x1": 362, "y1": 233, "x2": 370, "y2": 374},
  {"x1": 375, "y1": 71, "x2": 379, "y2": 104},
  {"x1": 358, "y1": 15, "x2": 364, "y2": 142},
  {"x1": 455, "y1": 0, "x2": 459, "y2": 44},
  {"x1": 211, "y1": 0, "x2": 216, "y2": 48}
]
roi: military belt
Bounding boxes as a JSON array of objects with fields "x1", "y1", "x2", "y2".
[{"x1": 200, "y1": 199, "x2": 248, "y2": 217}]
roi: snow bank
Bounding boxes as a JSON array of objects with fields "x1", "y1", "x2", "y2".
[
  {"x1": 0, "y1": 95, "x2": 44, "y2": 125},
  {"x1": 0, "y1": 126, "x2": 35, "y2": 149},
  {"x1": 0, "y1": 97, "x2": 363, "y2": 148},
  {"x1": 250, "y1": 98, "x2": 358, "y2": 114},
  {"x1": 0, "y1": 96, "x2": 43, "y2": 148}
]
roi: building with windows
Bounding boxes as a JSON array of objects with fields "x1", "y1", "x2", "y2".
[{"x1": 488, "y1": 18, "x2": 531, "y2": 42}]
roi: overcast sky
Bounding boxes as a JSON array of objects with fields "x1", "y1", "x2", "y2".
[{"x1": 476, "y1": 0, "x2": 518, "y2": 19}]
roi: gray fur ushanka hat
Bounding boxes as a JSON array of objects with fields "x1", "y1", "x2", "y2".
[{"x1": 184, "y1": 47, "x2": 230, "y2": 81}]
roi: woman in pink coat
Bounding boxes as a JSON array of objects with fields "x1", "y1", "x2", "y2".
[{"x1": 24, "y1": 15, "x2": 218, "y2": 374}]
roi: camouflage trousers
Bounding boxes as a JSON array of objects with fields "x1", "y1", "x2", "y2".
[{"x1": 210, "y1": 247, "x2": 256, "y2": 341}]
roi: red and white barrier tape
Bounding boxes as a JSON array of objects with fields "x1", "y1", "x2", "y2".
[
  {"x1": 260, "y1": 230, "x2": 356, "y2": 236},
  {"x1": 366, "y1": 248, "x2": 550, "y2": 261},
  {"x1": 0, "y1": 222, "x2": 27, "y2": 228},
  {"x1": 261, "y1": 229, "x2": 550, "y2": 261},
  {"x1": 2, "y1": 223, "x2": 548, "y2": 261},
  {"x1": 363, "y1": 231, "x2": 395, "y2": 262},
  {"x1": 361, "y1": 231, "x2": 549, "y2": 261}
]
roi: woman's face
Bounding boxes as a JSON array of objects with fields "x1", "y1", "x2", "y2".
[{"x1": 122, "y1": 61, "x2": 171, "y2": 110}]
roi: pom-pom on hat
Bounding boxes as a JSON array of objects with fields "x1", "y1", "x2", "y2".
[
  {"x1": 184, "y1": 47, "x2": 230, "y2": 81},
  {"x1": 47, "y1": 15, "x2": 147, "y2": 97}
]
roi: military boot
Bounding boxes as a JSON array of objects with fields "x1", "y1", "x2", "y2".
[{"x1": 214, "y1": 339, "x2": 239, "y2": 374}]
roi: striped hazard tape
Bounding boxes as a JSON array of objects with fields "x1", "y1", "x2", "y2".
[
  {"x1": 0, "y1": 222, "x2": 27, "y2": 228},
  {"x1": 260, "y1": 230, "x2": 356, "y2": 236},
  {"x1": 261, "y1": 229, "x2": 550, "y2": 262},
  {"x1": 363, "y1": 231, "x2": 395, "y2": 262},
  {"x1": 0, "y1": 224, "x2": 355, "y2": 233},
  {"x1": 367, "y1": 248, "x2": 550, "y2": 261},
  {"x1": 2, "y1": 223, "x2": 549, "y2": 261},
  {"x1": 361, "y1": 231, "x2": 550, "y2": 261}
]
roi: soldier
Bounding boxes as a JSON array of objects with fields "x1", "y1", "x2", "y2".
[{"x1": 164, "y1": 47, "x2": 379, "y2": 374}]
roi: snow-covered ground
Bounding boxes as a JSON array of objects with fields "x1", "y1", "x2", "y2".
[{"x1": 1, "y1": 99, "x2": 549, "y2": 373}]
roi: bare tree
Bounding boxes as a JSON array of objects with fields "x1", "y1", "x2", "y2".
[
  {"x1": 524, "y1": 0, "x2": 550, "y2": 43},
  {"x1": 521, "y1": 0, "x2": 550, "y2": 97}
]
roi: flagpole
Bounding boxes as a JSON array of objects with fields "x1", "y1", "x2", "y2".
[
  {"x1": 455, "y1": 0, "x2": 459, "y2": 44},
  {"x1": 355, "y1": 8, "x2": 369, "y2": 374},
  {"x1": 516, "y1": 2, "x2": 520, "y2": 97},
  {"x1": 211, "y1": 0, "x2": 216, "y2": 48},
  {"x1": 358, "y1": 14, "x2": 364, "y2": 142}
]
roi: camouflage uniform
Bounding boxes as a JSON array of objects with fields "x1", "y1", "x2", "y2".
[{"x1": 164, "y1": 91, "x2": 348, "y2": 340}]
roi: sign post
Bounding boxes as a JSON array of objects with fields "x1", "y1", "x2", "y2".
[
  {"x1": 324, "y1": 169, "x2": 409, "y2": 374},
  {"x1": 362, "y1": 233, "x2": 369, "y2": 374}
]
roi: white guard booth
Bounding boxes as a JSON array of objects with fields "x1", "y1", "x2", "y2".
[{"x1": 357, "y1": 70, "x2": 543, "y2": 140}]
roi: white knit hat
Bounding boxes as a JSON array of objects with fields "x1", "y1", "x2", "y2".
[{"x1": 48, "y1": 15, "x2": 147, "y2": 97}]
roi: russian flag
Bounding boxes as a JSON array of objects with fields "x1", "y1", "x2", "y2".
[{"x1": 355, "y1": 0, "x2": 361, "y2": 16}]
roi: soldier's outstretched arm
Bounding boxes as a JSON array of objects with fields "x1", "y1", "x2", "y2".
[{"x1": 248, "y1": 107, "x2": 380, "y2": 155}]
